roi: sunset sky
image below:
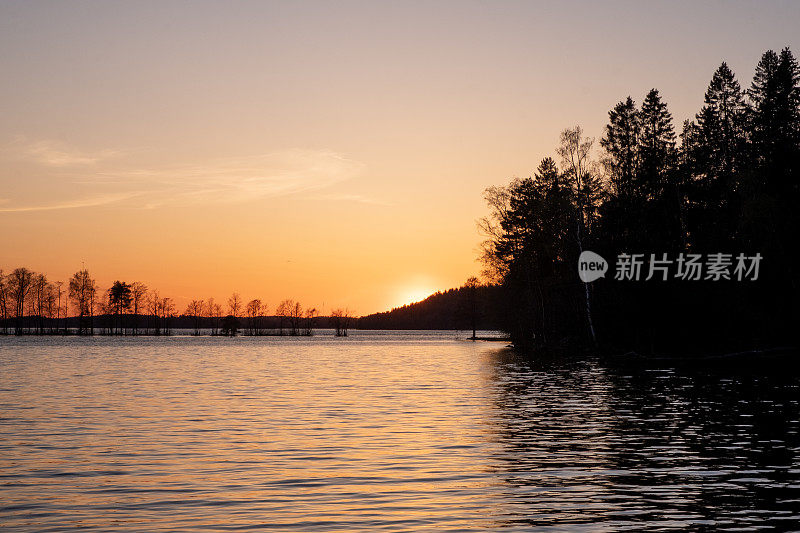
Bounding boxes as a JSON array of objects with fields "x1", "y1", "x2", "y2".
[{"x1": 2, "y1": 1, "x2": 799, "y2": 314}]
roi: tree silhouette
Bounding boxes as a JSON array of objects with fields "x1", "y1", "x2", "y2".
[
  {"x1": 331, "y1": 308, "x2": 352, "y2": 336},
  {"x1": 9, "y1": 268, "x2": 33, "y2": 335},
  {"x1": 0, "y1": 270, "x2": 8, "y2": 334},
  {"x1": 129, "y1": 282, "x2": 148, "y2": 335},
  {"x1": 107, "y1": 281, "x2": 132, "y2": 334},
  {"x1": 481, "y1": 47, "x2": 800, "y2": 353},
  {"x1": 228, "y1": 292, "x2": 242, "y2": 322},
  {"x1": 186, "y1": 299, "x2": 204, "y2": 335},
  {"x1": 557, "y1": 126, "x2": 601, "y2": 346},
  {"x1": 303, "y1": 307, "x2": 318, "y2": 336},
  {"x1": 31, "y1": 273, "x2": 49, "y2": 334},
  {"x1": 276, "y1": 299, "x2": 293, "y2": 335},
  {"x1": 463, "y1": 277, "x2": 480, "y2": 340},
  {"x1": 54, "y1": 281, "x2": 65, "y2": 334},
  {"x1": 69, "y1": 269, "x2": 96, "y2": 335},
  {"x1": 245, "y1": 299, "x2": 263, "y2": 335}
]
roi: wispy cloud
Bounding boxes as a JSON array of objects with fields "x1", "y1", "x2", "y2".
[
  {"x1": 95, "y1": 150, "x2": 366, "y2": 209},
  {"x1": 0, "y1": 192, "x2": 141, "y2": 213},
  {"x1": 1, "y1": 144, "x2": 365, "y2": 212},
  {"x1": 8, "y1": 137, "x2": 121, "y2": 167}
]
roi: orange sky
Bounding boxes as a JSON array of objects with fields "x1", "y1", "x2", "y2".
[{"x1": 1, "y1": 2, "x2": 798, "y2": 314}]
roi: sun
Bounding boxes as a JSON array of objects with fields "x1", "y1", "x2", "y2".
[{"x1": 397, "y1": 287, "x2": 435, "y2": 308}]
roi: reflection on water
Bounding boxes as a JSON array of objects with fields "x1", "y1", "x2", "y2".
[
  {"x1": 1, "y1": 333, "x2": 799, "y2": 531},
  {"x1": 487, "y1": 352, "x2": 800, "y2": 530}
]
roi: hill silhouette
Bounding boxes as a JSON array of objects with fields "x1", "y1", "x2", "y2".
[{"x1": 357, "y1": 285, "x2": 503, "y2": 330}]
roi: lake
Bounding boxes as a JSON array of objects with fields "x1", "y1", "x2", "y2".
[{"x1": 2, "y1": 332, "x2": 800, "y2": 531}]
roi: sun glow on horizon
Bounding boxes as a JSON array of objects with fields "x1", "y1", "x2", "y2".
[{"x1": 395, "y1": 287, "x2": 437, "y2": 309}]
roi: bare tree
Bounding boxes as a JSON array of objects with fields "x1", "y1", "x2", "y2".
[
  {"x1": 186, "y1": 299, "x2": 204, "y2": 335},
  {"x1": 205, "y1": 297, "x2": 218, "y2": 335},
  {"x1": 0, "y1": 270, "x2": 8, "y2": 334},
  {"x1": 54, "y1": 281, "x2": 65, "y2": 334},
  {"x1": 303, "y1": 307, "x2": 318, "y2": 336},
  {"x1": 228, "y1": 292, "x2": 242, "y2": 320},
  {"x1": 88, "y1": 279, "x2": 98, "y2": 335},
  {"x1": 257, "y1": 302, "x2": 268, "y2": 335},
  {"x1": 44, "y1": 283, "x2": 57, "y2": 334},
  {"x1": 213, "y1": 302, "x2": 223, "y2": 334},
  {"x1": 330, "y1": 308, "x2": 352, "y2": 337},
  {"x1": 245, "y1": 299, "x2": 262, "y2": 335},
  {"x1": 289, "y1": 301, "x2": 303, "y2": 335},
  {"x1": 9, "y1": 267, "x2": 33, "y2": 335},
  {"x1": 62, "y1": 284, "x2": 70, "y2": 334},
  {"x1": 30, "y1": 273, "x2": 49, "y2": 335},
  {"x1": 68, "y1": 269, "x2": 97, "y2": 335},
  {"x1": 276, "y1": 299, "x2": 292, "y2": 335},
  {"x1": 557, "y1": 126, "x2": 599, "y2": 346},
  {"x1": 161, "y1": 297, "x2": 176, "y2": 335},
  {"x1": 130, "y1": 282, "x2": 148, "y2": 335},
  {"x1": 148, "y1": 290, "x2": 161, "y2": 335}
]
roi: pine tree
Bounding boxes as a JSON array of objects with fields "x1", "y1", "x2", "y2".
[
  {"x1": 687, "y1": 63, "x2": 748, "y2": 249},
  {"x1": 601, "y1": 97, "x2": 640, "y2": 199},
  {"x1": 748, "y1": 50, "x2": 781, "y2": 179},
  {"x1": 747, "y1": 48, "x2": 800, "y2": 190},
  {"x1": 697, "y1": 62, "x2": 747, "y2": 181},
  {"x1": 637, "y1": 89, "x2": 683, "y2": 250},
  {"x1": 774, "y1": 48, "x2": 800, "y2": 192},
  {"x1": 740, "y1": 48, "x2": 800, "y2": 335},
  {"x1": 535, "y1": 157, "x2": 573, "y2": 270},
  {"x1": 679, "y1": 119, "x2": 701, "y2": 170},
  {"x1": 745, "y1": 48, "x2": 800, "y2": 214},
  {"x1": 638, "y1": 89, "x2": 676, "y2": 200}
]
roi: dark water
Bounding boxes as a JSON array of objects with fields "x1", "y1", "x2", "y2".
[{"x1": 1, "y1": 333, "x2": 799, "y2": 531}]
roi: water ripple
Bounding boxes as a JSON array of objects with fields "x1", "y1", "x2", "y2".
[{"x1": 1, "y1": 333, "x2": 799, "y2": 530}]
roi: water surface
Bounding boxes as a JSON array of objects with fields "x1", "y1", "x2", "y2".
[{"x1": 1, "y1": 332, "x2": 799, "y2": 531}]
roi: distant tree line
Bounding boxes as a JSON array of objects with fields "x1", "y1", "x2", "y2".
[
  {"x1": 0, "y1": 268, "x2": 353, "y2": 337},
  {"x1": 481, "y1": 48, "x2": 800, "y2": 354}
]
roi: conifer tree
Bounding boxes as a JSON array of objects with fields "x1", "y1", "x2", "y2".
[
  {"x1": 697, "y1": 62, "x2": 747, "y2": 181},
  {"x1": 688, "y1": 63, "x2": 748, "y2": 249},
  {"x1": 639, "y1": 89, "x2": 684, "y2": 249},
  {"x1": 600, "y1": 96, "x2": 640, "y2": 198},
  {"x1": 639, "y1": 89, "x2": 677, "y2": 199},
  {"x1": 747, "y1": 48, "x2": 800, "y2": 189}
]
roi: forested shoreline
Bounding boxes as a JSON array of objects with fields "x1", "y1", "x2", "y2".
[
  {"x1": 0, "y1": 269, "x2": 354, "y2": 337},
  {"x1": 480, "y1": 48, "x2": 800, "y2": 354}
]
